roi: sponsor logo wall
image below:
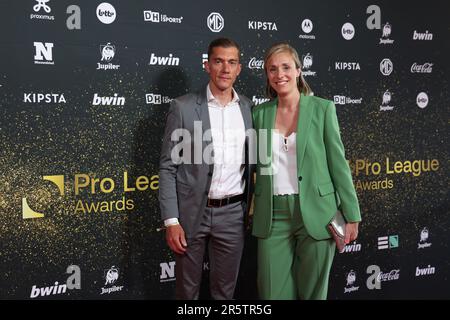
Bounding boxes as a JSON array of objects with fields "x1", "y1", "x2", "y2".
[{"x1": 0, "y1": 0, "x2": 448, "y2": 299}]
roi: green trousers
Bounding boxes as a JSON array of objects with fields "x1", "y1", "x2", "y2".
[{"x1": 257, "y1": 194, "x2": 336, "y2": 300}]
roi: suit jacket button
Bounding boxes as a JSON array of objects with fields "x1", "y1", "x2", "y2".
[
  {"x1": 298, "y1": 176, "x2": 302, "y2": 181},
  {"x1": 208, "y1": 172, "x2": 212, "y2": 177}
]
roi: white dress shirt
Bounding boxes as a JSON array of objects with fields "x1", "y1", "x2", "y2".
[
  {"x1": 272, "y1": 131, "x2": 299, "y2": 195},
  {"x1": 206, "y1": 85, "x2": 246, "y2": 199}
]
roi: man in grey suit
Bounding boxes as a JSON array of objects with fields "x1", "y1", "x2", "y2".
[{"x1": 159, "y1": 38, "x2": 253, "y2": 299}]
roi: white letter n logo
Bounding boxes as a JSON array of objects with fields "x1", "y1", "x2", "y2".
[
  {"x1": 160, "y1": 261, "x2": 175, "y2": 280},
  {"x1": 34, "y1": 42, "x2": 53, "y2": 61}
]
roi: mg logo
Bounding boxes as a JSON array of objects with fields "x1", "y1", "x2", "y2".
[
  {"x1": 380, "y1": 58, "x2": 393, "y2": 75},
  {"x1": 207, "y1": 12, "x2": 224, "y2": 32},
  {"x1": 160, "y1": 261, "x2": 176, "y2": 282}
]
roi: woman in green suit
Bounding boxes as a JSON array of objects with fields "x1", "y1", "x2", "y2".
[{"x1": 252, "y1": 43, "x2": 361, "y2": 300}]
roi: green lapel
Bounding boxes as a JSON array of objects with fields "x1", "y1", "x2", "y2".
[{"x1": 296, "y1": 93, "x2": 313, "y2": 175}]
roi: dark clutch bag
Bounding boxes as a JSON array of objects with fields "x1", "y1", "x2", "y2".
[{"x1": 327, "y1": 210, "x2": 347, "y2": 253}]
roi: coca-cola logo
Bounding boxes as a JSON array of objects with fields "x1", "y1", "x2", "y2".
[
  {"x1": 411, "y1": 62, "x2": 433, "y2": 73},
  {"x1": 248, "y1": 57, "x2": 264, "y2": 69},
  {"x1": 377, "y1": 269, "x2": 400, "y2": 282}
]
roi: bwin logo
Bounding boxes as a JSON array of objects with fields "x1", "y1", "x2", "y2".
[
  {"x1": 415, "y1": 265, "x2": 435, "y2": 277},
  {"x1": 34, "y1": 42, "x2": 54, "y2": 65},
  {"x1": 413, "y1": 30, "x2": 433, "y2": 41},
  {"x1": 160, "y1": 261, "x2": 176, "y2": 282},
  {"x1": 149, "y1": 53, "x2": 180, "y2": 66},
  {"x1": 342, "y1": 241, "x2": 362, "y2": 253},
  {"x1": 92, "y1": 93, "x2": 125, "y2": 106},
  {"x1": 30, "y1": 265, "x2": 81, "y2": 298}
]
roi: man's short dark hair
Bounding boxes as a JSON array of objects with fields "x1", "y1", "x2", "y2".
[{"x1": 207, "y1": 38, "x2": 241, "y2": 61}]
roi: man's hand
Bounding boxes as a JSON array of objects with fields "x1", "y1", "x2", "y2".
[
  {"x1": 345, "y1": 222, "x2": 359, "y2": 244},
  {"x1": 166, "y1": 224, "x2": 187, "y2": 254}
]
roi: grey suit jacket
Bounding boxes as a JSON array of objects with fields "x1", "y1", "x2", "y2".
[{"x1": 159, "y1": 87, "x2": 254, "y2": 238}]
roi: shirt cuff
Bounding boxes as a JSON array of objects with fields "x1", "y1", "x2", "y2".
[{"x1": 164, "y1": 218, "x2": 179, "y2": 227}]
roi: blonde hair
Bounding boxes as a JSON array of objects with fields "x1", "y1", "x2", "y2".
[{"x1": 264, "y1": 43, "x2": 312, "y2": 99}]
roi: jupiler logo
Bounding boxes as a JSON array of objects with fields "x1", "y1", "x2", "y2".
[
  {"x1": 418, "y1": 227, "x2": 432, "y2": 249},
  {"x1": 379, "y1": 90, "x2": 395, "y2": 111},
  {"x1": 31, "y1": 0, "x2": 54, "y2": 21},
  {"x1": 379, "y1": 23, "x2": 394, "y2": 44},
  {"x1": 101, "y1": 266, "x2": 124, "y2": 295},
  {"x1": 344, "y1": 270, "x2": 359, "y2": 293},
  {"x1": 302, "y1": 53, "x2": 316, "y2": 77},
  {"x1": 97, "y1": 43, "x2": 120, "y2": 70}
]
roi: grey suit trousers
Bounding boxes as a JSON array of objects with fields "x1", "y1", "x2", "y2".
[{"x1": 175, "y1": 200, "x2": 245, "y2": 300}]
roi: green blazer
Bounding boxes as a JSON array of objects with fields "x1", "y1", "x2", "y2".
[{"x1": 252, "y1": 94, "x2": 361, "y2": 240}]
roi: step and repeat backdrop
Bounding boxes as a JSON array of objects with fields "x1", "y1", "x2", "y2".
[{"x1": 0, "y1": 0, "x2": 448, "y2": 299}]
